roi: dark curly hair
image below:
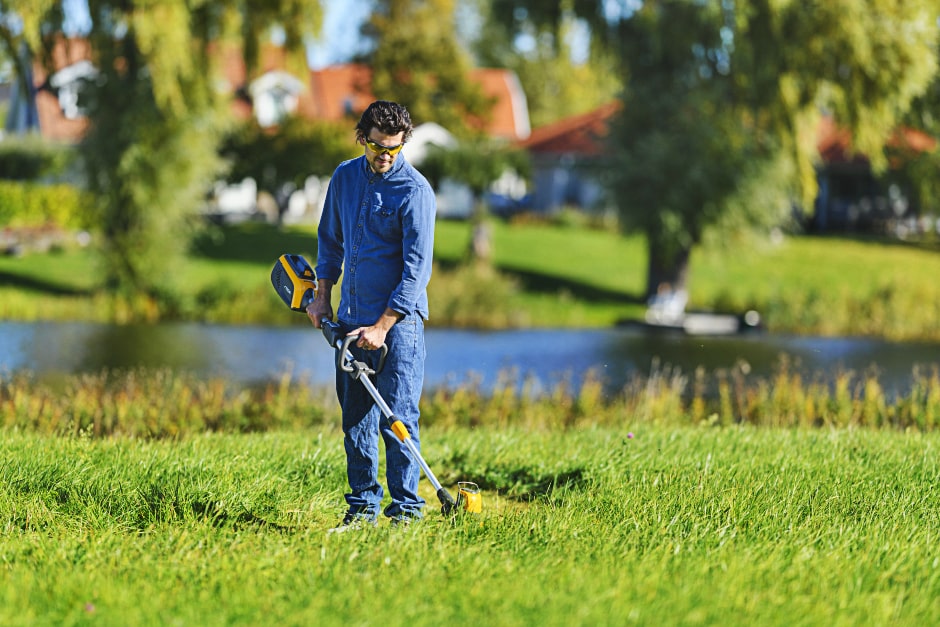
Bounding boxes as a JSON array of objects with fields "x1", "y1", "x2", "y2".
[{"x1": 355, "y1": 100, "x2": 414, "y2": 143}]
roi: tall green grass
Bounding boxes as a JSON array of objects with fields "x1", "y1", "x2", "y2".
[
  {"x1": 2, "y1": 427, "x2": 938, "y2": 626},
  {"x1": 3, "y1": 367, "x2": 940, "y2": 625},
  {"x1": 4, "y1": 363, "x2": 940, "y2": 438}
]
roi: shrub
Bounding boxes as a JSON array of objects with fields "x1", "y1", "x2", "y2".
[
  {"x1": 0, "y1": 180, "x2": 93, "y2": 229},
  {"x1": 0, "y1": 136, "x2": 74, "y2": 180}
]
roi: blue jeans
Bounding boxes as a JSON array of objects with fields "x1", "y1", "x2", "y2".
[{"x1": 335, "y1": 314, "x2": 426, "y2": 520}]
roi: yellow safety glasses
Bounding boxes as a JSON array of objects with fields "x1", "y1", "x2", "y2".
[{"x1": 364, "y1": 137, "x2": 404, "y2": 156}]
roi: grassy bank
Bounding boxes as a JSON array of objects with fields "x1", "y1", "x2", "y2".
[
  {"x1": 1, "y1": 220, "x2": 940, "y2": 338},
  {"x1": 3, "y1": 336, "x2": 940, "y2": 625},
  {"x1": 2, "y1": 426, "x2": 938, "y2": 626},
  {"x1": 4, "y1": 362, "x2": 940, "y2": 438}
]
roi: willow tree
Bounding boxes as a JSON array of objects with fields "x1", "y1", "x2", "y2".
[
  {"x1": 493, "y1": 0, "x2": 939, "y2": 301},
  {"x1": 9, "y1": 1, "x2": 322, "y2": 298},
  {"x1": 895, "y1": 39, "x2": 940, "y2": 215}
]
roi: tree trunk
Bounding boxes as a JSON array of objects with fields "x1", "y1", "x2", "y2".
[
  {"x1": 645, "y1": 243, "x2": 691, "y2": 305},
  {"x1": 466, "y1": 199, "x2": 493, "y2": 263}
]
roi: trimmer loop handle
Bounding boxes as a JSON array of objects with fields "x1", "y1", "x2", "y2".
[{"x1": 321, "y1": 318, "x2": 388, "y2": 375}]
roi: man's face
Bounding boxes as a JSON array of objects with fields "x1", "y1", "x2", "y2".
[{"x1": 362, "y1": 129, "x2": 405, "y2": 174}]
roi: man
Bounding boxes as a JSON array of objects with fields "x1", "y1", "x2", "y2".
[{"x1": 307, "y1": 100, "x2": 436, "y2": 530}]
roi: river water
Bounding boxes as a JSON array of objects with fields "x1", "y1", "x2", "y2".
[{"x1": 2, "y1": 321, "x2": 938, "y2": 396}]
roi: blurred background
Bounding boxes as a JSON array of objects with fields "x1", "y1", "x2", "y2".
[{"x1": 1, "y1": 0, "x2": 939, "y2": 393}]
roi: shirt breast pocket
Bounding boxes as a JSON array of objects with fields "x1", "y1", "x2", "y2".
[{"x1": 370, "y1": 202, "x2": 402, "y2": 239}]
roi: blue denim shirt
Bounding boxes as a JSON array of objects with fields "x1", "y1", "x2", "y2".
[{"x1": 316, "y1": 155, "x2": 436, "y2": 326}]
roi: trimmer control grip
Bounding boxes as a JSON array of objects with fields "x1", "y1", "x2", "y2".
[
  {"x1": 333, "y1": 329, "x2": 388, "y2": 375},
  {"x1": 320, "y1": 319, "x2": 342, "y2": 348}
]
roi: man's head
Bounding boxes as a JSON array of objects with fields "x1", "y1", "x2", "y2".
[{"x1": 356, "y1": 100, "x2": 414, "y2": 174}]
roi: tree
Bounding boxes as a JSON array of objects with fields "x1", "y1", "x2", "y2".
[
  {"x1": 220, "y1": 116, "x2": 359, "y2": 221},
  {"x1": 894, "y1": 39, "x2": 940, "y2": 216},
  {"x1": 362, "y1": 0, "x2": 492, "y2": 137},
  {"x1": 491, "y1": 0, "x2": 940, "y2": 301},
  {"x1": 474, "y1": 0, "x2": 621, "y2": 127},
  {"x1": 7, "y1": 1, "x2": 322, "y2": 298},
  {"x1": 606, "y1": 2, "x2": 799, "y2": 299}
]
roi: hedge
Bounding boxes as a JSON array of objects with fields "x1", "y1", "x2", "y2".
[{"x1": 0, "y1": 181, "x2": 93, "y2": 229}]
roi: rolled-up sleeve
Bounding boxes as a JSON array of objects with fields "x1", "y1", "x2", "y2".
[
  {"x1": 315, "y1": 173, "x2": 345, "y2": 284},
  {"x1": 388, "y1": 184, "x2": 436, "y2": 316}
]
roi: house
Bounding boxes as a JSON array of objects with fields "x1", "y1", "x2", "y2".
[
  {"x1": 2, "y1": 39, "x2": 531, "y2": 223},
  {"x1": 26, "y1": 37, "x2": 93, "y2": 142},
  {"x1": 212, "y1": 42, "x2": 319, "y2": 127},
  {"x1": 517, "y1": 101, "x2": 937, "y2": 231},
  {"x1": 813, "y1": 116, "x2": 936, "y2": 234},
  {"x1": 515, "y1": 101, "x2": 621, "y2": 213},
  {"x1": 1, "y1": 38, "x2": 317, "y2": 141},
  {"x1": 4, "y1": 39, "x2": 530, "y2": 144},
  {"x1": 305, "y1": 63, "x2": 531, "y2": 142}
]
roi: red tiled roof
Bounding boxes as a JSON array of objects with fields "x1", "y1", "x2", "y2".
[
  {"x1": 28, "y1": 38, "x2": 313, "y2": 140},
  {"x1": 308, "y1": 64, "x2": 374, "y2": 122},
  {"x1": 20, "y1": 39, "x2": 529, "y2": 143},
  {"x1": 815, "y1": 115, "x2": 936, "y2": 165},
  {"x1": 307, "y1": 63, "x2": 530, "y2": 140},
  {"x1": 516, "y1": 101, "x2": 621, "y2": 157},
  {"x1": 467, "y1": 68, "x2": 529, "y2": 140},
  {"x1": 519, "y1": 103, "x2": 936, "y2": 165},
  {"x1": 213, "y1": 42, "x2": 320, "y2": 121}
]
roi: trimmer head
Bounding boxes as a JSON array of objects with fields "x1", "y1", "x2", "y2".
[
  {"x1": 271, "y1": 254, "x2": 317, "y2": 312},
  {"x1": 456, "y1": 482, "x2": 483, "y2": 514},
  {"x1": 440, "y1": 482, "x2": 482, "y2": 517}
]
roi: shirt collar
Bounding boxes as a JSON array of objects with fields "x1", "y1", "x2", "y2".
[{"x1": 360, "y1": 153, "x2": 406, "y2": 180}]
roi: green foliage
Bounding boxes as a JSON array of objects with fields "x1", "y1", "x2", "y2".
[
  {"x1": 897, "y1": 148, "x2": 940, "y2": 215},
  {"x1": 892, "y1": 44, "x2": 940, "y2": 214},
  {"x1": 364, "y1": 0, "x2": 493, "y2": 137},
  {"x1": 502, "y1": 0, "x2": 940, "y2": 298},
  {"x1": 79, "y1": 67, "x2": 226, "y2": 294},
  {"x1": 9, "y1": 0, "x2": 324, "y2": 297},
  {"x1": 0, "y1": 135, "x2": 75, "y2": 180},
  {"x1": 428, "y1": 260, "x2": 527, "y2": 328},
  {"x1": 476, "y1": 0, "x2": 622, "y2": 127},
  {"x1": 220, "y1": 117, "x2": 361, "y2": 193},
  {"x1": 608, "y1": 7, "x2": 798, "y2": 269},
  {"x1": 0, "y1": 180, "x2": 92, "y2": 228}
]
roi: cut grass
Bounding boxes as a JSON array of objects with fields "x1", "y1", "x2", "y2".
[{"x1": 1, "y1": 427, "x2": 938, "y2": 626}]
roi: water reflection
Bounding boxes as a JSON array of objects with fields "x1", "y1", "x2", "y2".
[{"x1": 1, "y1": 321, "x2": 938, "y2": 395}]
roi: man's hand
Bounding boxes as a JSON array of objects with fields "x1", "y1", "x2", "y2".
[
  {"x1": 349, "y1": 308, "x2": 402, "y2": 350},
  {"x1": 306, "y1": 279, "x2": 335, "y2": 328}
]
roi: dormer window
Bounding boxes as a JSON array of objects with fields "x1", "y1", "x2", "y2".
[
  {"x1": 49, "y1": 60, "x2": 97, "y2": 120},
  {"x1": 249, "y1": 70, "x2": 303, "y2": 127}
]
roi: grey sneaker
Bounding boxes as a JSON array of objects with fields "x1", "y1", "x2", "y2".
[
  {"x1": 389, "y1": 514, "x2": 421, "y2": 528},
  {"x1": 327, "y1": 513, "x2": 377, "y2": 534}
]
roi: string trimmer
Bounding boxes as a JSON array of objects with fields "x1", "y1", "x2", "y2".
[{"x1": 270, "y1": 254, "x2": 481, "y2": 517}]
